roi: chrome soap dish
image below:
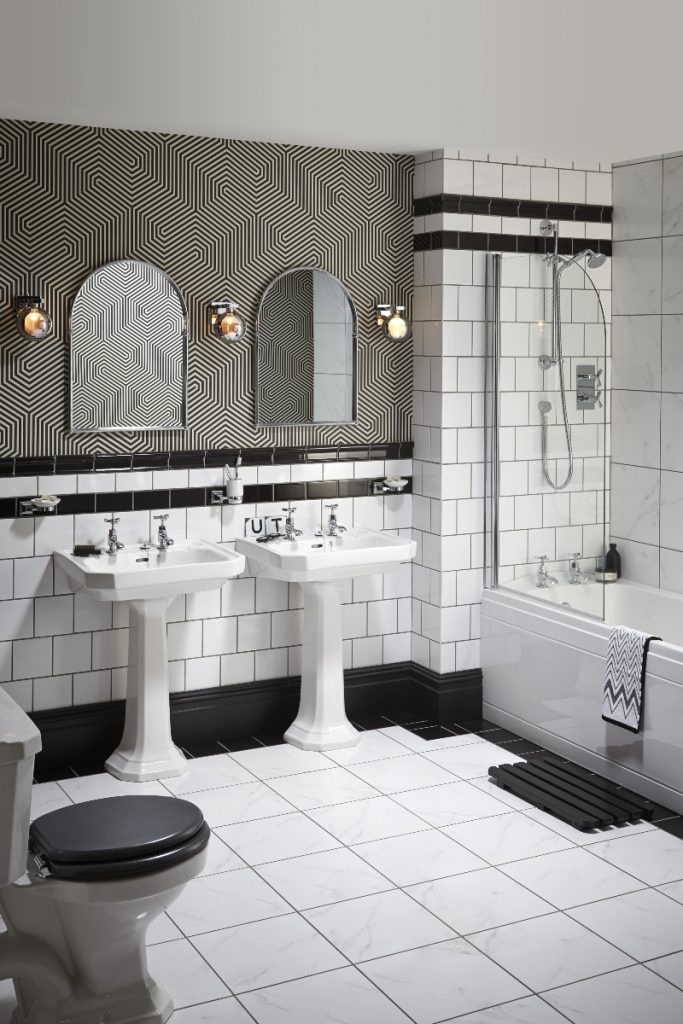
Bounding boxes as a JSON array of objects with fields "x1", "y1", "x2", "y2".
[{"x1": 20, "y1": 495, "x2": 61, "y2": 517}]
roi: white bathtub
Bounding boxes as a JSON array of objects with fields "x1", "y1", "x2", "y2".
[{"x1": 482, "y1": 577, "x2": 683, "y2": 813}]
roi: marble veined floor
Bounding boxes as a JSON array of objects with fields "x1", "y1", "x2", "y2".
[{"x1": 3, "y1": 724, "x2": 683, "y2": 1024}]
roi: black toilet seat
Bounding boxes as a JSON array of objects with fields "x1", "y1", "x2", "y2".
[{"x1": 29, "y1": 795, "x2": 210, "y2": 881}]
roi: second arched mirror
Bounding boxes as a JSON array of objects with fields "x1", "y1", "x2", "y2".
[{"x1": 256, "y1": 268, "x2": 357, "y2": 427}]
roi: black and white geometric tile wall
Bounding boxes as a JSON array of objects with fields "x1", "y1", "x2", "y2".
[{"x1": 0, "y1": 455, "x2": 413, "y2": 712}]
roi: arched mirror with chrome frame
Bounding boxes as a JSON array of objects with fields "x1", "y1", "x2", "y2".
[
  {"x1": 255, "y1": 267, "x2": 358, "y2": 427},
  {"x1": 70, "y1": 259, "x2": 188, "y2": 433}
]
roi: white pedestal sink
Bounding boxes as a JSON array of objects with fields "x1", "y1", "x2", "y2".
[
  {"x1": 55, "y1": 541, "x2": 245, "y2": 781},
  {"x1": 236, "y1": 528, "x2": 416, "y2": 751}
]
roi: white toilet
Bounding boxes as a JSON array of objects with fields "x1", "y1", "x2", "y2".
[{"x1": 0, "y1": 686, "x2": 209, "y2": 1024}]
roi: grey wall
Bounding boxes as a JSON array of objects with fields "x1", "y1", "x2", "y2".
[
  {"x1": 611, "y1": 155, "x2": 683, "y2": 590},
  {"x1": 0, "y1": 118, "x2": 412, "y2": 456}
]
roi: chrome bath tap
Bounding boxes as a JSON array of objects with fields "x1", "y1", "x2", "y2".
[
  {"x1": 535, "y1": 555, "x2": 558, "y2": 589},
  {"x1": 104, "y1": 514, "x2": 124, "y2": 555},
  {"x1": 568, "y1": 552, "x2": 588, "y2": 584}
]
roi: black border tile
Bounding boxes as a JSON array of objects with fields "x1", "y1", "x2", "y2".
[
  {"x1": 171, "y1": 487, "x2": 206, "y2": 508},
  {"x1": 306, "y1": 480, "x2": 339, "y2": 499},
  {"x1": 95, "y1": 491, "x2": 133, "y2": 513},
  {"x1": 133, "y1": 489, "x2": 170, "y2": 511},
  {"x1": 58, "y1": 493, "x2": 96, "y2": 515},
  {"x1": 415, "y1": 192, "x2": 613, "y2": 224}
]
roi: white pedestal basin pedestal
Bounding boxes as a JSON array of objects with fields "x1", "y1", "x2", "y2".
[
  {"x1": 237, "y1": 528, "x2": 416, "y2": 754},
  {"x1": 55, "y1": 541, "x2": 245, "y2": 782},
  {"x1": 106, "y1": 598, "x2": 187, "y2": 781},
  {"x1": 285, "y1": 581, "x2": 359, "y2": 751}
]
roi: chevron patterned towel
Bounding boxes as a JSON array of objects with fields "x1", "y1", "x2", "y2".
[{"x1": 602, "y1": 626, "x2": 659, "y2": 733}]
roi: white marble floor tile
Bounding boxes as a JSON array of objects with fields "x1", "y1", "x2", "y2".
[
  {"x1": 167, "y1": 867, "x2": 291, "y2": 935},
  {"x1": 169, "y1": 997, "x2": 255, "y2": 1024},
  {"x1": 647, "y1": 951, "x2": 683, "y2": 992},
  {"x1": 324, "y1": 730, "x2": 412, "y2": 765},
  {"x1": 192, "y1": 913, "x2": 346, "y2": 993},
  {"x1": 240, "y1": 966, "x2": 412, "y2": 1023},
  {"x1": 198, "y1": 832, "x2": 245, "y2": 876},
  {"x1": 215, "y1": 812, "x2": 342, "y2": 866},
  {"x1": 266, "y1": 767, "x2": 379, "y2": 810},
  {"x1": 359, "y1": 938, "x2": 530, "y2": 1023},
  {"x1": 56, "y1": 773, "x2": 167, "y2": 802},
  {"x1": 147, "y1": 911, "x2": 183, "y2": 945},
  {"x1": 500, "y1": 847, "x2": 644, "y2": 909},
  {"x1": 392, "y1": 780, "x2": 514, "y2": 827},
  {"x1": 469, "y1": 913, "x2": 633, "y2": 992},
  {"x1": 587, "y1": 829, "x2": 683, "y2": 886},
  {"x1": 445, "y1": 995, "x2": 568, "y2": 1023},
  {"x1": 308, "y1": 795, "x2": 429, "y2": 845},
  {"x1": 379, "y1": 725, "x2": 483, "y2": 752},
  {"x1": 303, "y1": 888, "x2": 454, "y2": 962},
  {"x1": 659, "y1": 878, "x2": 683, "y2": 904},
  {"x1": 188, "y1": 781, "x2": 294, "y2": 827},
  {"x1": 256, "y1": 847, "x2": 392, "y2": 910},
  {"x1": 568, "y1": 888, "x2": 683, "y2": 961},
  {"x1": 422, "y1": 739, "x2": 524, "y2": 780},
  {"x1": 408, "y1": 866, "x2": 554, "y2": 935},
  {"x1": 442, "y1": 811, "x2": 574, "y2": 865},
  {"x1": 160, "y1": 753, "x2": 253, "y2": 794},
  {"x1": 544, "y1": 964, "x2": 683, "y2": 1024},
  {"x1": 228, "y1": 744, "x2": 331, "y2": 779},
  {"x1": 30, "y1": 780, "x2": 73, "y2": 820},
  {"x1": 147, "y1": 937, "x2": 229, "y2": 1008},
  {"x1": 351, "y1": 828, "x2": 487, "y2": 886},
  {"x1": 345, "y1": 754, "x2": 459, "y2": 793}
]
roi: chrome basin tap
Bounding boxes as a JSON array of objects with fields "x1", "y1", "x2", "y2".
[
  {"x1": 153, "y1": 514, "x2": 174, "y2": 550},
  {"x1": 535, "y1": 555, "x2": 558, "y2": 589},
  {"x1": 104, "y1": 514, "x2": 124, "y2": 555},
  {"x1": 283, "y1": 504, "x2": 302, "y2": 541},
  {"x1": 317, "y1": 503, "x2": 347, "y2": 538}
]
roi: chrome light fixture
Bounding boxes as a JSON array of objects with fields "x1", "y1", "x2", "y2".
[
  {"x1": 209, "y1": 301, "x2": 246, "y2": 342},
  {"x1": 15, "y1": 295, "x2": 53, "y2": 340},
  {"x1": 376, "y1": 303, "x2": 411, "y2": 342}
]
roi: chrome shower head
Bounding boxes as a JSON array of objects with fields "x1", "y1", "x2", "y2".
[
  {"x1": 555, "y1": 249, "x2": 607, "y2": 274},
  {"x1": 586, "y1": 251, "x2": 607, "y2": 269}
]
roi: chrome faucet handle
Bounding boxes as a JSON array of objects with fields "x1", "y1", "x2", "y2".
[
  {"x1": 153, "y1": 514, "x2": 169, "y2": 523},
  {"x1": 534, "y1": 555, "x2": 549, "y2": 566},
  {"x1": 325, "y1": 503, "x2": 338, "y2": 512},
  {"x1": 104, "y1": 515, "x2": 124, "y2": 552},
  {"x1": 282, "y1": 504, "x2": 297, "y2": 515}
]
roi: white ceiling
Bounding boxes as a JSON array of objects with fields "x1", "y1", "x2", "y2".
[{"x1": 1, "y1": 0, "x2": 681, "y2": 165}]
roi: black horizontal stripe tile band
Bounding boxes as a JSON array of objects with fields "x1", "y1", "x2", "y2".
[
  {"x1": 414, "y1": 193, "x2": 613, "y2": 223},
  {"x1": 414, "y1": 231, "x2": 612, "y2": 258},
  {"x1": 0, "y1": 442, "x2": 413, "y2": 479},
  {"x1": 0, "y1": 478, "x2": 412, "y2": 520}
]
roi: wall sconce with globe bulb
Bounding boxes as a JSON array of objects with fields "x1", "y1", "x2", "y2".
[
  {"x1": 376, "y1": 303, "x2": 411, "y2": 342},
  {"x1": 209, "y1": 301, "x2": 246, "y2": 342},
  {"x1": 14, "y1": 295, "x2": 53, "y2": 341}
]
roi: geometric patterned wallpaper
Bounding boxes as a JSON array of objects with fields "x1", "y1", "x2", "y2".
[{"x1": 0, "y1": 119, "x2": 413, "y2": 456}]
